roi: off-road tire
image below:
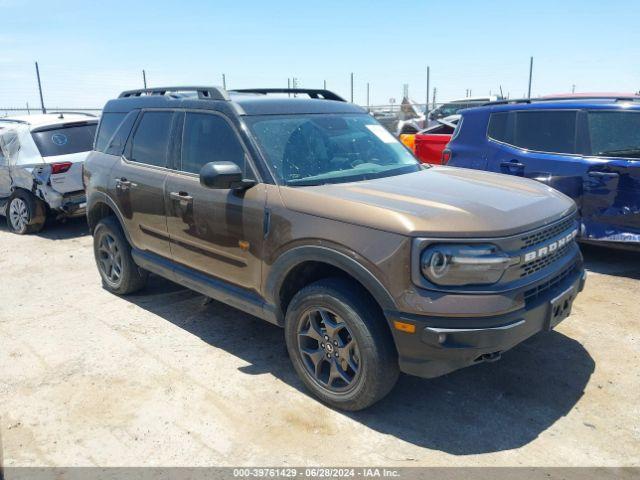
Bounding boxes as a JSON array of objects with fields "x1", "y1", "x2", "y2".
[
  {"x1": 6, "y1": 190, "x2": 46, "y2": 234},
  {"x1": 285, "y1": 277, "x2": 399, "y2": 411},
  {"x1": 93, "y1": 216, "x2": 148, "y2": 295}
]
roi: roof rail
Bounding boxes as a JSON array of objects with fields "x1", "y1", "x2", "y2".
[
  {"x1": 48, "y1": 111, "x2": 99, "y2": 118},
  {"x1": 118, "y1": 86, "x2": 229, "y2": 101},
  {"x1": 485, "y1": 96, "x2": 640, "y2": 106},
  {"x1": 231, "y1": 88, "x2": 346, "y2": 102}
]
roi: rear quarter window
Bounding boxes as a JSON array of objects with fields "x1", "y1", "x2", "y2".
[
  {"x1": 31, "y1": 123, "x2": 98, "y2": 157},
  {"x1": 487, "y1": 112, "x2": 509, "y2": 142},
  {"x1": 95, "y1": 113, "x2": 127, "y2": 152}
]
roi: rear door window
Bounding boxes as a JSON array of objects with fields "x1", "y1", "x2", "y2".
[
  {"x1": 129, "y1": 111, "x2": 173, "y2": 168},
  {"x1": 31, "y1": 123, "x2": 98, "y2": 157},
  {"x1": 512, "y1": 110, "x2": 577, "y2": 154},
  {"x1": 587, "y1": 110, "x2": 640, "y2": 159},
  {"x1": 95, "y1": 113, "x2": 127, "y2": 152},
  {"x1": 180, "y1": 112, "x2": 246, "y2": 174}
]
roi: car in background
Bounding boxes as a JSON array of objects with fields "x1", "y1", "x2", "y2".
[
  {"x1": 400, "y1": 115, "x2": 459, "y2": 164},
  {"x1": 428, "y1": 96, "x2": 499, "y2": 122},
  {"x1": 445, "y1": 96, "x2": 640, "y2": 249},
  {"x1": 398, "y1": 96, "x2": 499, "y2": 135},
  {"x1": 0, "y1": 113, "x2": 98, "y2": 234}
]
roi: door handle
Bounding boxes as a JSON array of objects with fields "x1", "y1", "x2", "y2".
[
  {"x1": 588, "y1": 171, "x2": 619, "y2": 178},
  {"x1": 115, "y1": 177, "x2": 136, "y2": 190},
  {"x1": 170, "y1": 191, "x2": 193, "y2": 203},
  {"x1": 501, "y1": 160, "x2": 525, "y2": 169}
]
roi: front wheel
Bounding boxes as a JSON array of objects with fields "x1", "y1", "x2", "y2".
[{"x1": 285, "y1": 278, "x2": 399, "y2": 411}]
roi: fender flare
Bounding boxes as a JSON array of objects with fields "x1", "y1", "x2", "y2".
[
  {"x1": 86, "y1": 191, "x2": 134, "y2": 245},
  {"x1": 265, "y1": 245, "x2": 397, "y2": 325}
]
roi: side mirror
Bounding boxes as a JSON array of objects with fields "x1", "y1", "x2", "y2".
[{"x1": 199, "y1": 161, "x2": 254, "y2": 190}]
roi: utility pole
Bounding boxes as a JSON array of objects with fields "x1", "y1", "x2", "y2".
[
  {"x1": 527, "y1": 56, "x2": 534, "y2": 99},
  {"x1": 142, "y1": 69, "x2": 147, "y2": 89},
  {"x1": 350, "y1": 72, "x2": 354, "y2": 103},
  {"x1": 499, "y1": 85, "x2": 504, "y2": 98},
  {"x1": 26, "y1": 102, "x2": 30, "y2": 115},
  {"x1": 222, "y1": 73, "x2": 227, "y2": 89},
  {"x1": 35, "y1": 61, "x2": 46, "y2": 114},
  {"x1": 572, "y1": 84, "x2": 576, "y2": 94},
  {"x1": 366, "y1": 82, "x2": 370, "y2": 111},
  {"x1": 425, "y1": 66, "x2": 430, "y2": 113},
  {"x1": 287, "y1": 78, "x2": 291, "y2": 97},
  {"x1": 323, "y1": 80, "x2": 327, "y2": 89},
  {"x1": 432, "y1": 87, "x2": 437, "y2": 108}
]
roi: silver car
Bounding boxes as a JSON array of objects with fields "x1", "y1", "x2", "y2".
[{"x1": 0, "y1": 113, "x2": 98, "y2": 234}]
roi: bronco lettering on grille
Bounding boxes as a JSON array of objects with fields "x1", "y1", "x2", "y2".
[{"x1": 522, "y1": 229, "x2": 578, "y2": 263}]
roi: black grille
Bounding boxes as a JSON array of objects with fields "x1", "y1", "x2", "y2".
[
  {"x1": 520, "y1": 216, "x2": 575, "y2": 250},
  {"x1": 520, "y1": 242, "x2": 573, "y2": 278},
  {"x1": 524, "y1": 263, "x2": 578, "y2": 303}
]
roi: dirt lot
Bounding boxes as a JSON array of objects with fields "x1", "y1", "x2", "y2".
[{"x1": 0, "y1": 218, "x2": 639, "y2": 467}]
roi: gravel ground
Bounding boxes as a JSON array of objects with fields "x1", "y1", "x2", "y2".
[{"x1": 0, "y1": 218, "x2": 639, "y2": 467}]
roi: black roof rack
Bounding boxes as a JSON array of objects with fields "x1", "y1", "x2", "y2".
[
  {"x1": 118, "y1": 86, "x2": 229, "y2": 101},
  {"x1": 231, "y1": 88, "x2": 346, "y2": 102},
  {"x1": 485, "y1": 96, "x2": 640, "y2": 106}
]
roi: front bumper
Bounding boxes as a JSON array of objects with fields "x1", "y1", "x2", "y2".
[{"x1": 387, "y1": 263, "x2": 587, "y2": 379}]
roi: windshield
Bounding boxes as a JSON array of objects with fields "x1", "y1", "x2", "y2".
[
  {"x1": 588, "y1": 110, "x2": 640, "y2": 158},
  {"x1": 246, "y1": 113, "x2": 420, "y2": 186},
  {"x1": 31, "y1": 123, "x2": 97, "y2": 157}
]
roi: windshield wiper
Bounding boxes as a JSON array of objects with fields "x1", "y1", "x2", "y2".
[{"x1": 596, "y1": 147, "x2": 640, "y2": 158}]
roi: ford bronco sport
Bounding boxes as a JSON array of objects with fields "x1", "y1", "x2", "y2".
[{"x1": 84, "y1": 86, "x2": 586, "y2": 411}]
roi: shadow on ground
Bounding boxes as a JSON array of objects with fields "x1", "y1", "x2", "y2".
[
  {"x1": 126, "y1": 274, "x2": 595, "y2": 456},
  {"x1": 581, "y1": 243, "x2": 640, "y2": 279},
  {"x1": 0, "y1": 215, "x2": 89, "y2": 239}
]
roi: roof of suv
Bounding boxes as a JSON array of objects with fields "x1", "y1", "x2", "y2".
[
  {"x1": 102, "y1": 86, "x2": 365, "y2": 116},
  {"x1": 467, "y1": 96, "x2": 640, "y2": 114}
]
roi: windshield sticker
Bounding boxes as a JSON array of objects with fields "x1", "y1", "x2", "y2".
[
  {"x1": 366, "y1": 124, "x2": 398, "y2": 144},
  {"x1": 51, "y1": 133, "x2": 68, "y2": 146}
]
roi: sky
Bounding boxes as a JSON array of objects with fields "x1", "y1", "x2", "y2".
[{"x1": 1, "y1": 0, "x2": 639, "y2": 110}]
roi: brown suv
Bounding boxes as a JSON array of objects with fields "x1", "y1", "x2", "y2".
[{"x1": 84, "y1": 86, "x2": 586, "y2": 410}]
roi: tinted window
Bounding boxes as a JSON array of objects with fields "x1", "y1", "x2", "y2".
[
  {"x1": 181, "y1": 113, "x2": 245, "y2": 174},
  {"x1": 105, "y1": 111, "x2": 138, "y2": 156},
  {"x1": 31, "y1": 123, "x2": 98, "y2": 157},
  {"x1": 587, "y1": 111, "x2": 640, "y2": 158},
  {"x1": 95, "y1": 113, "x2": 126, "y2": 152},
  {"x1": 487, "y1": 112, "x2": 509, "y2": 142},
  {"x1": 513, "y1": 111, "x2": 577, "y2": 154},
  {"x1": 130, "y1": 111, "x2": 173, "y2": 167}
]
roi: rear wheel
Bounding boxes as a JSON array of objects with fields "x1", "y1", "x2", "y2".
[
  {"x1": 7, "y1": 190, "x2": 46, "y2": 234},
  {"x1": 93, "y1": 216, "x2": 148, "y2": 295},
  {"x1": 285, "y1": 278, "x2": 399, "y2": 411}
]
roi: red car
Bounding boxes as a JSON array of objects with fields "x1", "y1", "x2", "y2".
[{"x1": 400, "y1": 115, "x2": 459, "y2": 165}]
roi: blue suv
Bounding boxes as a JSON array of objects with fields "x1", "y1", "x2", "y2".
[{"x1": 446, "y1": 97, "x2": 640, "y2": 249}]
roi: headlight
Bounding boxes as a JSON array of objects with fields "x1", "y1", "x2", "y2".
[{"x1": 420, "y1": 244, "x2": 511, "y2": 286}]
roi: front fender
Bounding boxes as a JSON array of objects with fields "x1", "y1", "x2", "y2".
[{"x1": 265, "y1": 244, "x2": 397, "y2": 326}]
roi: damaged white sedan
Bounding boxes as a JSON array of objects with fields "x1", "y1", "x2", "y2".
[{"x1": 0, "y1": 113, "x2": 97, "y2": 234}]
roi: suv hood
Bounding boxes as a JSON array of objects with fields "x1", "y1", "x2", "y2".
[{"x1": 278, "y1": 167, "x2": 576, "y2": 238}]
